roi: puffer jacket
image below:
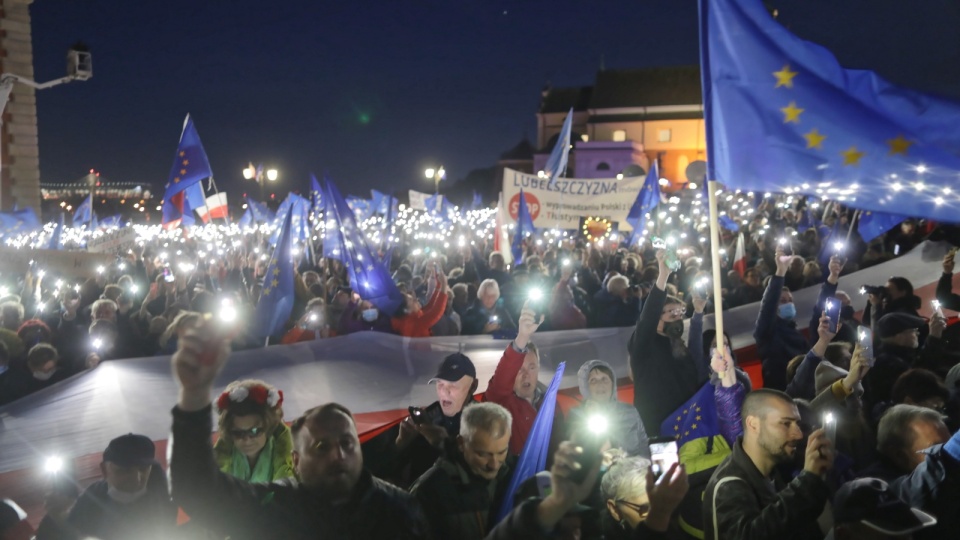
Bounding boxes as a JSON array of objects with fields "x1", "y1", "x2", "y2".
[
  {"x1": 702, "y1": 438, "x2": 829, "y2": 540},
  {"x1": 569, "y1": 359, "x2": 650, "y2": 458},
  {"x1": 170, "y1": 406, "x2": 431, "y2": 540},
  {"x1": 410, "y1": 446, "x2": 513, "y2": 540}
]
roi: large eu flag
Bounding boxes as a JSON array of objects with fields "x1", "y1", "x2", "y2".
[
  {"x1": 511, "y1": 189, "x2": 535, "y2": 263},
  {"x1": 324, "y1": 179, "x2": 403, "y2": 314},
  {"x1": 626, "y1": 160, "x2": 660, "y2": 230},
  {"x1": 543, "y1": 108, "x2": 573, "y2": 187},
  {"x1": 858, "y1": 210, "x2": 907, "y2": 242},
  {"x1": 700, "y1": 0, "x2": 960, "y2": 222},
  {"x1": 253, "y1": 205, "x2": 295, "y2": 339},
  {"x1": 161, "y1": 114, "x2": 214, "y2": 228},
  {"x1": 73, "y1": 194, "x2": 92, "y2": 225}
]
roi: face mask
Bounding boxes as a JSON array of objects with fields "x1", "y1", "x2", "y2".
[
  {"x1": 778, "y1": 302, "x2": 797, "y2": 320},
  {"x1": 361, "y1": 308, "x2": 378, "y2": 322},
  {"x1": 107, "y1": 484, "x2": 147, "y2": 504},
  {"x1": 662, "y1": 320, "x2": 685, "y2": 339},
  {"x1": 33, "y1": 369, "x2": 56, "y2": 381}
]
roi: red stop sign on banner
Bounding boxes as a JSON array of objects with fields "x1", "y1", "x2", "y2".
[{"x1": 508, "y1": 192, "x2": 541, "y2": 221}]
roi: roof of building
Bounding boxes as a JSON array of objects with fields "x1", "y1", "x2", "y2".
[
  {"x1": 589, "y1": 66, "x2": 702, "y2": 109},
  {"x1": 499, "y1": 138, "x2": 535, "y2": 161},
  {"x1": 539, "y1": 85, "x2": 593, "y2": 113}
]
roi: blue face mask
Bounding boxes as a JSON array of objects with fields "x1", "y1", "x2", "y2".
[
  {"x1": 361, "y1": 308, "x2": 378, "y2": 322},
  {"x1": 778, "y1": 302, "x2": 797, "y2": 320}
]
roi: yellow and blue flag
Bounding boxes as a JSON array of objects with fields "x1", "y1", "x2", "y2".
[
  {"x1": 161, "y1": 114, "x2": 213, "y2": 228},
  {"x1": 254, "y1": 205, "x2": 295, "y2": 339},
  {"x1": 660, "y1": 382, "x2": 720, "y2": 448},
  {"x1": 626, "y1": 160, "x2": 660, "y2": 228},
  {"x1": 511, "y1": 189, "x2": 535, "y2": 263},
  {"x1": 858, "y1": 210, "x2": 907, "y2": 242},
  {"x1": 700, "y1": 0, "x2": 960, "y2": 222},
  {"x1": 543, "y1": 108, "x2": 573, "y2": 187},
  {"x1": 73, "y1": 194, "x2": 92, "y2": 225}
]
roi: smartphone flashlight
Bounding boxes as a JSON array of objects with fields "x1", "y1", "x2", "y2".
[
  {"x1": 562, "y1": 258, "x2": 571, "y2": 267},
  {"x1": 92, "y1": 338, "x2": 103, "y2": 350},
  {"x1": 528, "y1": 288, "x2": 543, "y2": 302},
  {"x1": 96, "y1": 266, "x2": 105, "y2": 275},
  {"x1": 44, "y1": 456, "x2": 64, "y2": 474}
]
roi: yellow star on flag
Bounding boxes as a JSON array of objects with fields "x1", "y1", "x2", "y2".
[
  {"x1": 683, "y1": 409, "x2": 688, "y2": 415},
  {"x1": 174, "y1": 177, "x2": 180, "y2": 183},
  {"x1": 182, "y1": 159, "x2": 190, "y2": 166},
  {"x1": 273, "y1": 268, "x2": 280, "y2": 276},
  {"x1": 271, "y1": 278, "x2": 279, "y2": 287},
  {"x1": 803, "y1": 128, "x2": 827, "y2": 149},
  {"x1": 695, "y1": 407, "x2": 701, "y2": 412},
  {"x1": 262, "y1": 286, "x2": 271, "y2": 295},
  {"x1": 887, "y1": 135, "x2": 913, "y2": 156},
  {"x1": 180, "y1": 169, "x2": 186, "y2": 175},
  {"x1": 691, "y1": 423, "x2": 698, "y2": 430},
  {"x1": 179, "y1": 151, "x2": 185, "y2": 157},
  {"x1": 676, "y1": 416, "x2": 681, "y2": 422},
  {"x1": 696, "y1": 415, "x2": 702, "y2": 421},
  {"x1": 781, "y1": 101, "x2": 804, "y2": 124},
  {"x1": 842, "y1": 146, "x2": 865, "y2": 166},
  {"x1": 773, "y1": 65, "x2": 798, "y2": 88},
  {"x1": 674, "y1": 425, "x2": 679, "y2": 431},
  {"x1": 684, "y1": 431, "x2": 690, "y2": 437}
]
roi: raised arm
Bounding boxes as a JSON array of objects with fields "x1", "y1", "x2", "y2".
[
  {"x1": 486, "y1": 302, "x2": 541, "y2": 403},
  {"x1": 688, "y1": 291, "x2": 707, "y2": 381},
  {"x1": 754, "y1": 247, "x2": 788, "y2": 343},
  {"x1": 808, "y1": 256, "x2": 841, "y2": 342},
  {"x1": 630, "y1": 250, "x2": 670, "y2": 370},
  {"x1": 936, "y1": 251, "x2": 960, "y2": 311},
  {"x1": 787, "y1": 314, "x2": 836, "y2": 400}
]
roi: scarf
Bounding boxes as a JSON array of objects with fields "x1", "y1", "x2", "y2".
[{"x1": 229, "y1": 436, "x2": 275, "y2": 483}]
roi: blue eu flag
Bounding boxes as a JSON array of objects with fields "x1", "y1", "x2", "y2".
[
  {"x1": 626, "y1": 160, "x2": 660, "y2": 229},
  {"x1": 0, "y1": 208, "x2": 40, "y2": 236},
  {"x1": 511, "y1": 189, "x2": 535, "y2": 263},
  {"x1": 237, "y1": 208, "x2": 253, "y2": 228},
  {"x1": 47, "y1": 213, "x2": 64, "y2": 250},
  {"x1": 543, "y1": 108, "x2": 573, "y2": 187},
  {"x1": 858, "y1": 210, "x2": 907, "y2": 242},
  {"x1": 310, "y1": 174, "x2": 323, "y2": 214},
  {"x1": 346, "y1": 195, "x2": 374, "y2": 221},
  {"x1": 325, "y1": 179, "x2": 403, "y2": 314},
  {"x1": 270, "y1": 193, "x2": 311, "y2": 245},
  {"x1": 370, "y1": 189, "x2": 398, "y2": 216},
  {"x1": 254, "y1": 205, "x2": 295, "y2": 339},
  {"x1": 73, "y1": 194, "x2": 92, "y2": 225},
  {"x1": 497, "y1": 362, "x2": 565, "y2": 522},
  {"x1": 700, "y1": 0, "x2": 960, "y2": 222},
  {"x1": 247, "y1": 197, "x2": 274, "y2": 224},
  {"x1": 161, "y1": 114, "x2": 213, "y2": 228},
  {"x1": 660, "y1": 382, "x2": 720, "y2": 449},
  {"x1": 100, "y1": 214, "x2": 123, "y2": 228}
]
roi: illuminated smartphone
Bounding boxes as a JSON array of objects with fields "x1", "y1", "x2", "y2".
[
  {"x1": 932, "y1": 299, "x2": 944, "y2": 319},
  {"x1": 408, "y1": 406, "x2": 426, "y2": 425},
  {"x1": 823, "y1": 412, "x2": 837, "y2": 448},
  {"x1": 648, "y1": 438, "x2": 679, "y2": 478},
  {"x1": 824, "y1": 297, "x2": 841, "y2": 333},
  {"x1": 858, "y1": 327, "x2": 874, "y2": 367}
]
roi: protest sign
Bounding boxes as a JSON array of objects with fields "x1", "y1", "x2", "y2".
[{"x1": 87, "y1": 227, "x2": 138, "y2": 254}]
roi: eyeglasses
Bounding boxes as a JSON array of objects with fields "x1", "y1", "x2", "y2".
[
  {"x1": 616, "y1": 499, "x2": 650, "y2": 518},
  {"x1": 662, "y1": 308, "x2": 685, "y2": 318},
  {"x1": 230, "y1": 426, "x2": 265, "y2": 440}
]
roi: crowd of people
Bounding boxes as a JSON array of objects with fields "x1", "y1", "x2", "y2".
[{"x1": 1, "y1": 196, "x2": 960, "y2": 539}]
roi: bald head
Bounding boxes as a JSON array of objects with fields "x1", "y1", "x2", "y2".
[
  {"x1": 290, "y1": 403, "x2": 362, "y2": 497},
  {"x1": 742, "y1": 389, "x2": 796, "y2": 427}
]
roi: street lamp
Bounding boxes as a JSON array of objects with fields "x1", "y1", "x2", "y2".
[
  {"x1": 425, "y1": 166, "x2": 446, "y2": 195},
  {"x1": 243, "y1": 163, "x2": 278, "y2": 200}
]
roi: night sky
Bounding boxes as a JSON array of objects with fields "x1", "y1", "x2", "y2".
[{"x1": 30, "y1": 0, "x2": 960, "y2": 200}]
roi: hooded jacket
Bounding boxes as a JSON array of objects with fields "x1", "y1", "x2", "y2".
[{"x1": 569, "y1": 360, "x2": 650, "y2": 458}]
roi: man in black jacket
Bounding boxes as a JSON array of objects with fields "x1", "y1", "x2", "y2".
[
  {"x1": 168, "y1": 319, "x2": 430, "y2": 540},
  {"x1": 753, "y1": 247, "x2": 809, "y2": 390},
  {"x1": 936, "y1": 249, "x2": 960, "y2": 311},
  {"x1": 703, "y1": 389, "x2": 834, "y2": 540},
  {"x1": 410, "y1": 402, "x2": 513, "y2": 540},
  {"x1": 862, "y1": 313, "x2": 946, "y2": 413}
]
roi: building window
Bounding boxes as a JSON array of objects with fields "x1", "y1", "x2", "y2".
[
  {"x1": 596, "y1": 162, "x2": 611, "y2": 171},
  {"x1": 658, "y1": 129, "x2": 672, "y2": 143},
  {"x1": 612, "y1": 130, "x2": 627, "y2": 142}
]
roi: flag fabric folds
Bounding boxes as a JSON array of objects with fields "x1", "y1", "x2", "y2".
[
  {"x1": 161, "y1": 114, "x2": 214, "y2": 228},
  {"x1": 660, "y1": 382, "x2": 721, "y2": 449},
  {"x1": 543, "y1": 108, "x2": 573, "y2": 187},
  {"x1": 270, "y1": 193, "x2": 311, "y2": 245},
  {"x1": 495, "y1": 192, "x2": 513, "y2": 266},
  {"x1": 100, "y1": 215, "x2": 123, "y2": 228},
  {"x1": 73, "y1": 194, "x2": 92, "y2": 225},
  {"x1": 733, "y1": 233, "x2": 747, "y2": 277},
  {"x1": 204, "y1": 193, "x2": 229, "y2": 220},
  {"x1": 717, "y1": 214, "x2": 739, "y2": 232},
  {"x1": 237, "y1": 208, "x2": 253, "y2": 228},
  {"x1": 47, "y1": 213, "x2": 64, "y2": 250},
  {"x1": 253, "y1": 206, "x2": 295, "y2": 339},
  {"x1": 247, "y1": 198, "x2": 274, "y2": 224},
  {"x1": 699, "y1": 0, "x2": 960, "y2": 223},
  {"x1": 626, "y1": 160, "x2": 661, "y2": 229},
  {"x1": 324, "y1": 179, "x2": 404, "y2": 314},
  {"x1": 310, "y1": 174, "x2": 323, "y2": 214},
  {"x1": 370, "y1": 189, "x2": 398, "y2": 216},
  {"x1": 511, "y1": 189, "x2": 535, "y2": 263},
  {"x1": 858, "y1": 210, "x2": 907, "y2": 242},
  {"x1": 497, "y1": 362, "x2": 566, "y2": 522},
  {"x1": 345, "y1": 196, "x2": 374, "y2": 221},
  {"x1": 0, "y1": 208, "x2": 40, "y2": 235}
]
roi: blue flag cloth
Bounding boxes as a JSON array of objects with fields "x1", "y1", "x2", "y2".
[
  {"x1": 796, "y1": 208, "x2": 817, "y2": 233},
  {"x1": 47, "y1": 213, "x2": 64, "y2": 250},
  {"x1": 73, "y1": 194, "x2": 92, "y2": 225},
  {"x1": 497, "y1": 362, "x2": 566, "y2": 522},
  {"x1": 511, "y1": 189, "x2": 535, "y2": 263},
  {"x1": 858, "y1": 210, "x2": 907, "y2": 242},
  {"x1": 626, "y1": 160, "x2": 660, "y2": 228},
  {"x1": 660, "y1": 382, "x2": 720, "y2": 449},
  {"x1": 718, "y1": 214, "x2": 740, "y2": 232},
  {"x1": 370, "y1": 189, "x2": 398, "y2": 216},
  {"x1": 346, "y1": 196, "x2": 374, "y2": 221},
  {"x1": 247, "y1": 197, "x2": 274, "y2": 224},
  {"x1": 818, "y1": 220, "x2": 841, "y2": 265},
  {"x1": 100, "y1": 214, "x2": 123, "y2": 228},
  {"x1": 254, "y1": 205, "x2": 295, "y2": 339},
  {"x1": 324, "y1": 179, "x2": 404, "y2": 314},
  {"x1": 237, "y1": 207, "x2": 253, "y2": 228},
  {"x1": 161, "y1": 114, "x2": 214, "y2": 228},
  {"x1": 543, "y1": 108, "x2": 573, "y2": 187},
  {"x1": 270, "y1": 193, "x2": 311, "y2": 245},
  {"x1": 183, "y1": 183, "x2": 207, "y2": 220},
  {"x1": 470, "y1": 190, "x2": 483, "y2": 211},
  {"x1": 0, "y1": 207, "x2": 40, "y2": 237},
  {"x1": 424, "y1": 193, "x2": 442, "y2": 216},
  {"x1": 310, "y1": 174, "x2": 323, "y2": 214},
  {"x1": 700, "y1": 0, "x2": 960, "y2": 222}
]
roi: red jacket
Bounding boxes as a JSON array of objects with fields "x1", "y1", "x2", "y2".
[
  {"x1": 486, "y1": 344, "x2": 539, "y2": 455},
  {"x1": 391, "y1": 287, "x2": 448, "y2": 338}
]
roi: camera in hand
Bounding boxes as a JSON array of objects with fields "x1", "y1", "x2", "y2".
[{"x1": 860, "y1": 285, "x2": 886, "y2": 296}]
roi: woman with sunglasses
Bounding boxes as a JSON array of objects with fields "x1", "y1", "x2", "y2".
[{"x1": 214, "y1": 379, "x2": 295, "y2": 482}]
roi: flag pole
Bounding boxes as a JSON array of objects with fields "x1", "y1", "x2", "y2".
[
  {"x1": 845, "y1": 209, "x2": 860, "y2": 244},
  {"x1": 707, "y1": 179, "x2": 725, "y2": 371}
]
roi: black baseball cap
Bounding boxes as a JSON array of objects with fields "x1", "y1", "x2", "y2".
[
  {"x1": 102, "y1": 434, "x2": 156, "y2": 467},
  {"x1": 429, "y1": 353, "x2": 476, "y2": 384},
  {"x1": 877, "y1": 313, "x2": 926, "y2": 339},
  {"x1": 833, "y1": 478, "x2": 936, "y2": 535}
]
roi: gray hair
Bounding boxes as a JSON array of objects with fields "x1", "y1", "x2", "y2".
[
  {"x1": 607, "y1": 275, "x2": 629, "y2": 295},
  {"x1": 877, "y1": 404, "x2": 946, "y2": 459},
  {"x1": 477, "y1": 279, "x2": 500, "y2": 299},
  {"x1": 460, "y1": 402, "x2": 512, "y2": 442},
  {"x1": 90, "y1": 298, "x2": 118, "y2": 317},
  {"x1": 601, "y1": 456, "x2": 652, "y2": 502}
]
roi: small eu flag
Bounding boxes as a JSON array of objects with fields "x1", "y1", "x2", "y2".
[
  {"x1": 253, "y1": 206, "x2": 295, "y2": 339},
  {"x1": 660, "y1": 382, "x2": 720, "y2": 449}
]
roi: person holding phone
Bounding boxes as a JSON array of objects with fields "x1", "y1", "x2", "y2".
[
  {"x1": 753, "y1": 246, "x2": 809, "y2": 391},
  {"x1": 936, "y1": 248, "x2": 960, "y2": 312},
  {"x1": 704, "y1": 389, "x2": 835, "y2": 540}
]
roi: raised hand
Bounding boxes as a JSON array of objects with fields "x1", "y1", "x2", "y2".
[
  {"x1": 944, "y1": 250, "x2": 956, "y2": 274},
  {"x1": 171, "y1": 316, "x2": 232, "y2": 412},
  {"x1": 803, "y1": 428, "x2": 834, "y2": 476},
  {"x1": 644, "y1": 463, "x2": 689, "y2": 532},
  {"x1": 842, "y1": 345, "x2": 871, "y2": 391},
  {"x1": 515, "y1": 300, "x2": 544, "y2": 349}
]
